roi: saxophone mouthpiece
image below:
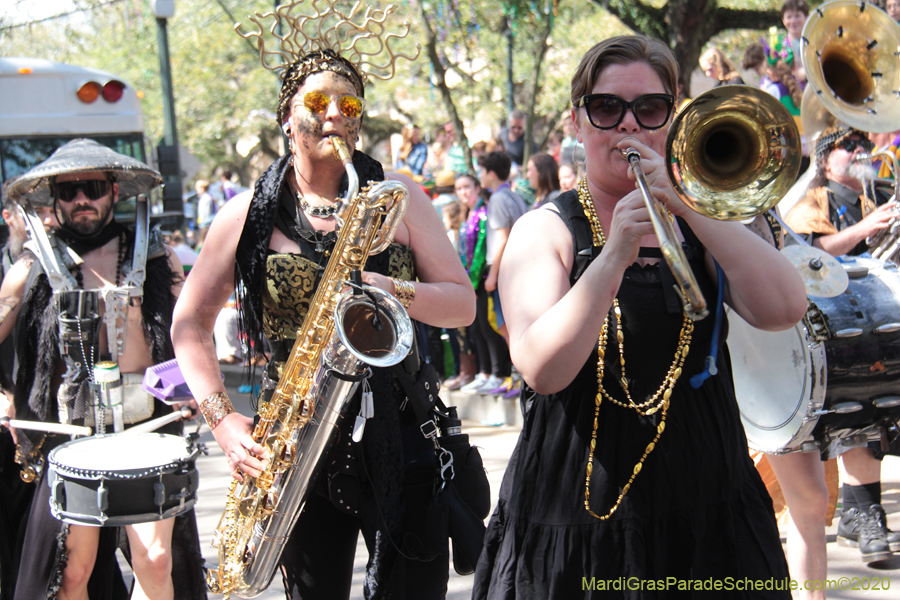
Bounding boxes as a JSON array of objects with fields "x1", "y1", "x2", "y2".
[{"x1": 329, "y1": 136, "x2": 353, "y2": 165}]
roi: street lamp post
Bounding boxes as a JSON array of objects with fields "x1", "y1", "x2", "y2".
[{"x1": 151, "y1": 0, "x2": 183, "y2": 229}]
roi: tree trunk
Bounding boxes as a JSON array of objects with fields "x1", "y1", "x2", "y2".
[
  {"x1": 523, "y1": 8, "x2": 555, "y2": 167},
  {"x1": 414, "y1": 0, "x2": 473, "y2": 173}
]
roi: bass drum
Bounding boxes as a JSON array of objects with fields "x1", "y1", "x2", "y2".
[
  {"x1": 47, "y1": 432, "x2": 199, "y2": 527},
  {"x1": 730, "y1": 257, "x2": 900, "y2": 456}
]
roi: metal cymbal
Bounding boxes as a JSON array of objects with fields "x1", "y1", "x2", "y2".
[{"x1": 781, "y1": 245, "x2": 849, "y2": 298}]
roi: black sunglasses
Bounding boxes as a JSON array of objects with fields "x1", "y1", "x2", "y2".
[
  {"x1": 51, "y1": 179, "x2": 112, "y2": 202},
  {"x1": 575, "y1": 93, "x2": 675, "y2": 130},
  {"x1": 839, "y1": 138, "x2": 874, "y2": 154}
]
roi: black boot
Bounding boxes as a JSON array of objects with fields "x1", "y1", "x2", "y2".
[
  {"x1": 856, "y1": 505, "x2": 893, "y2": 563},
  {"x1": 838, "y1": 506, "x2": 900, "y2": 553}
]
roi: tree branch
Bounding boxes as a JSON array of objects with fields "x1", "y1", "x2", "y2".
[
  {"x1": 714, "y1": 8, "x2": 781, "y2": 35},
  {"x1": 413, "y1": 0, "x2": 473, "y2": 171},
  {"x1": 594, "y1": 0, "x2": 667, "y2": 39}
]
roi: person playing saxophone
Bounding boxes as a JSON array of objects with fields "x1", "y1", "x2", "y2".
[{"x1": 170, "y1": 2, "x2": 475, "y2": 598}]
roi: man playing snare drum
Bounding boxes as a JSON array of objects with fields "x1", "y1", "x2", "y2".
[
  {"x1": 784, "y1": 126, "x2": 900, "y2": 570},
  {"x1": 0, "y1": 140, "x2": 205, "y2": 600}
]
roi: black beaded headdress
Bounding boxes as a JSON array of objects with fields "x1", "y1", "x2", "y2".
[{"x1": 815, "y1": 125, "x2": 867, "y2": 158}]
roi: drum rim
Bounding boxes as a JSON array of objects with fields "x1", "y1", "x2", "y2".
[
  {"x1": 47, "y1": 432, "x2": 196, "y2": 479},
  {"x1": 728, "y1": 307, "x2": 827, "y2": 453}
]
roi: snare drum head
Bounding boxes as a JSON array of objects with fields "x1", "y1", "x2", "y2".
[
  {"x1": 727, "y1": 308, "x2": 825, "y2": 453},
  {"x1": 50, "y1": 433, "x2": 190, "y2": 475}
]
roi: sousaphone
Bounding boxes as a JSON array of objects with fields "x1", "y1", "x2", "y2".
[{"x1": 801, "y1": 0, "x2": 900, "y2": 134}]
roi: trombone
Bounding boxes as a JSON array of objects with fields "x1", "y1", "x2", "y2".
[{"x1": 624, "y1": 86, "x2": 802, "y2": 320}]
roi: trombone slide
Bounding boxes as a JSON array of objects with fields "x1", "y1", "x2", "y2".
[{"x1": 625, "y1": 148, "x2": 709, "y2": 321}]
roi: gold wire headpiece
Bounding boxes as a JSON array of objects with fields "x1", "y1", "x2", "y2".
[{"x1": 236, "y1": 0, "x2": 419, "y2": 85}]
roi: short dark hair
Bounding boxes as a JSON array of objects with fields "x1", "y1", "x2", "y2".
[
  {"x1": 781, "y1": 0, "x2": 809, "y2": 18},
  {"x1": 571, "y1": 35, "x2": 678, "y2": 106},
  {"x1": 478, "y1": 151, "x2": 512, "y2": 181}
]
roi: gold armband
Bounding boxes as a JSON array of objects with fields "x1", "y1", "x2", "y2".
[
  {"x1": 200, "y1": 391, "x2": 235, "y2": 430},
  {"x1": 391, "y1": 278, "x2": 416, "y2": 309}
]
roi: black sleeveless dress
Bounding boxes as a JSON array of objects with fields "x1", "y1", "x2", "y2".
[{"x1": 472, "y1": 191, "x2": 789, "y2": 599}]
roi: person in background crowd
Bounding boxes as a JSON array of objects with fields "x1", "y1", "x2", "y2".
[
  {"x1": 213, "y1": 295, "x2": 244, "y2": 365},
  {"x1": 781, "y1": 0, "x2": 809, "y2": 83},
  {"x1": 888, "y1": 0, "x2": 900, "y2": 22},
  {"x1": 168, "y1": 230, "x2": 198, "y2": 276},
  {"x1": 442, "y1": 199, "x2": 465, "y2": 250},
  {"x1": 219, "y1": 170, "x2": 239, "y2": 203},
  {"x1": 445, "y1": 173, "x2": 486, "y2": 392},
  {"x1": 558, "y1": 162, "x2": 580, "y2": 193},
  {"x1": 396, "y1": 124, "x2": 429, "y2": 176},
  {"x1": 442, "y1": 121, "x2": 469, "y2": 176},
  {"x1": 460, "y1": 152, "x2": 525, "y2": 396},
  {"x1": 195, "y1": 179, "x2": 216, "y2": 230},
  {"x1": 699, "y1": 46, "x2": 746, "y2": 86},
  {"x1": 431, "y1": 170, "x2": 458, "y2": 216},
  {"x1": 499, "y1": 109, "x2": 538, "y2": 168},
  {"x1": 743, "y1": 43, "x2": 779, "y2": 96},
  {"x1": 525, "y1": 152, "x2": 561, "y2": 210},
  {"x1": 547, "y1": 132, "x2": 563, "y2": 164}
]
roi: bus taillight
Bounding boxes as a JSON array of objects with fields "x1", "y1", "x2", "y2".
[
  {"x1": 77, "y1": 81, "x2": 101, "y2": 103},
  {"x1": 102, "y1": 80, "x2": 125, "y2": 103}
]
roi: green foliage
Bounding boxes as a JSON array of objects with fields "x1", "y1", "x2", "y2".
[{"x1": 1, "y1": 0, "x2": 833, "y2": 181}]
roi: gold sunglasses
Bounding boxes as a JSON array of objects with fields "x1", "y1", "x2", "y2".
[{"x1": 302, "y1": 91, "x2": 365, "y2": 119}]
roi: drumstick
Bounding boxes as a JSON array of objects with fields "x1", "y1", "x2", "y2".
[
  {"x1": 0, "y1": 417, "x2": 92, "y2": 437},
  {"x1": 118, "y1": 407, "x2": 193, "y2": 436}
]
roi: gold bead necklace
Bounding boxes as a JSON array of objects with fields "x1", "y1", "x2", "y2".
[{"x1": 576, "y1": 177, "x2": 693, "y2": 520}]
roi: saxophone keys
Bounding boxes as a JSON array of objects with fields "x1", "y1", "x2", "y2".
[{"x1": 238, "y1": 496, "x2": 257, "y2": 518}]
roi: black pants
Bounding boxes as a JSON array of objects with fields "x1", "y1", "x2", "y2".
[
  {"x1": 279, "y1": 490, "x2": 448, "y2": 600},
  {"x1": 470, "y1": 282, "x2": 511, "y2": 378}
]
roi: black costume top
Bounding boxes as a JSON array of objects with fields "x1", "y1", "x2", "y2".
[
  {"x1": 472, "y1": 191, "x2": 789, "y2": 599},
  {"x1": 237, "y1": 154, "x2": 445, "y2": 600},
  {"x1": 10, "y1": 228, "x2": 206, "y2": 600}
]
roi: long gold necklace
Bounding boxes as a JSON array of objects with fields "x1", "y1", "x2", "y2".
[{"x1": 576, "y1": 177, "x2": 694, "y2": 520}]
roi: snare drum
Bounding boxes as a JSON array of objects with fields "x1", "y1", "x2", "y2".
[
  {"x1": 47, "y1": 433, "x2": 199, "y2": 527},
  {"x1": 730, "y1": 257, "x2": 900, "y2": 456}
]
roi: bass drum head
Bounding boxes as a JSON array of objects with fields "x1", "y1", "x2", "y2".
[{"x1": 727, "y1": 308, "x2": 826, "y2": 453}]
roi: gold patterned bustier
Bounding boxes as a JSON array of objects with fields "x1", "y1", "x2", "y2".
[{"x1": 262, "y1": 242, "x2": 415, "y2": 340}]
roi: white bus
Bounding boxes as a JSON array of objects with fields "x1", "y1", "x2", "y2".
[{"x1": 0, "y1": 57, "x2": 146, "y2": 183}]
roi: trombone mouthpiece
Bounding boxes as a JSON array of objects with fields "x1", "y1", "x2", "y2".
[{"x1": 619, "y1": 137, "x2": 641, "y2": 161}]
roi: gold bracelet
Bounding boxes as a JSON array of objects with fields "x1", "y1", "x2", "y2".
[
  {"x1": 391, "y1": 278, "x2": 416, "y2": 309},
  {"x1": 200, "y1": 391, "x2": 235, "y2": 430}
]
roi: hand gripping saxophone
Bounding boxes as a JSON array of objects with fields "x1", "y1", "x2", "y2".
[{"x1": 208, "y1": 137, "x2": 414, "y2": 597}]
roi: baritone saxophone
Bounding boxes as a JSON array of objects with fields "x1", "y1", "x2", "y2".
[{"x1": 208, "y1": 137, "x2": 414, "y2": 598}]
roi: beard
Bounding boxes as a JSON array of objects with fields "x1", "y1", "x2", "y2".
[
  {"x1": 62, "y1": 201, "x2": 113, "y2": 236},
  {"x1": 4, "y1": 228, "x2": 26, "y2": 259},
  {"x1": 834, "y1": 160, "x2": 878, "y2": 182}
]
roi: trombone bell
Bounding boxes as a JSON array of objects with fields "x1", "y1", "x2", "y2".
[{"x1": 666, "y1": 86, "x2": 802, "y2": 221}]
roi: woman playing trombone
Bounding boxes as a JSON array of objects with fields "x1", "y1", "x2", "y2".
[{"x1": 473, "y1": 35, "x2": 807, "y2": 599}]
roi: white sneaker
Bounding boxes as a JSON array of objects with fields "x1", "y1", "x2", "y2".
[
  {"x1": 475, "y1": 374, "x2": 504, "y2": 394},
  {"x1": 459, "y1": 373, "x2": 489, "y2": 394}
]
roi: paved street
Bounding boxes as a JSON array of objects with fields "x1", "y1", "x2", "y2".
[{"x1": 176, "y1": 368, "x2": 900, "y2": 599}]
